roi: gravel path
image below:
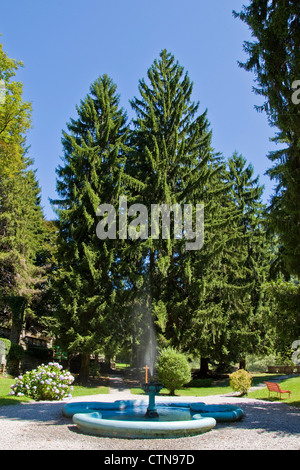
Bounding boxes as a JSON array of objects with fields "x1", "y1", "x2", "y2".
[{"x1": 0, "y1": 384, "x2": 299, "y2": 451}]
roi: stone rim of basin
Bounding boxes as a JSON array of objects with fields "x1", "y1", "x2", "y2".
[{"x1": 62, "y1": 400, "x2": 243, "y2": 439}]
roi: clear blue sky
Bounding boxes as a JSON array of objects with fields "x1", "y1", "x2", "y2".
[{"x1": 1, "y1": 0, "x2": 278, "y2": 220}]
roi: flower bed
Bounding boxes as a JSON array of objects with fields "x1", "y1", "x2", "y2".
[{"x1": 9, "y1": 362, "x2": 75, "y2": 400}]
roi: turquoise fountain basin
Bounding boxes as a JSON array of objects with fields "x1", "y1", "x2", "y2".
[{"x1": 63, "y1": 400, "x2": 243, "y2": 439}]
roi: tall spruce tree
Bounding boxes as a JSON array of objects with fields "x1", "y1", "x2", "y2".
[
  {"x1": 127, "y1": 50, "x2": 228, "y2": 362},
  {"x1": 52, "y1": 75, "x2": 128, "y2": 383},
  {"x1": 180, "y1": 154, "x2": 272, "y2": 373},
  {"x1": 233, "y1": 1, "x2": 300, "y2": 278},
  {"x1": 234, "y1": 1, "x2": 300, "y2": 360},
  {"x1": 175, "y1": 162, "x2": 240, "y2": 375},
  {"x1": 225, "y1": 153, "x2": 273, "y2": 367}
]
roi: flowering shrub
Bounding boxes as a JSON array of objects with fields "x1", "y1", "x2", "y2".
[{"x1": 9, "y1": 362, "x2": 75, "y2": 401}]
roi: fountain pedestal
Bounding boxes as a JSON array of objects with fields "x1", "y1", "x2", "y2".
[{"x1": 142, "y1": 382, "x2": 163, "y2": 418}]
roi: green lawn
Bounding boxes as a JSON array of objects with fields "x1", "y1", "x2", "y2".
[
  {"x1": 130, "y1": 385, "x2": 233, "y2": 397},
  {"x1": 177, "y1": 385, "x2": 232, "y2": 396},
  {"x1": 0, "y1": 375, "x2": 109, "y2": 406},
  {"x1": 115, "y1": 363, "x2": 130, "y2": 370},
  {"x1": 71, "y1": 384, "x2": 109, "y2": 397},
  {"x1": 0, "y1": 376, "x2": 32, "y2": 406},
  {"x1": 2, "y1": 373, "x2": 299, "y2": 409},
  {"x1": 130, "y1": 374, "x2": 269, "y2": 397},
  {"x1": 131, "y1": 375, "x2": 300, "y2": 408},
  {"x1": 248, "y1": 376, "x2": 300, "y2": 408}
]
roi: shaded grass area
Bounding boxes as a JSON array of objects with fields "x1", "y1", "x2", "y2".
[{"x1": 0, "y1": 375, "x2": 109, "y2": 406}]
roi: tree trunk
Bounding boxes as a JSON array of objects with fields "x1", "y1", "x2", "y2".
[
  {"x1": 239, "y1": 358, "x2": 246, "y2": 370},
  {"x1": 79, "y1": 353, "x2": 90, "y2": 385},
  {"x1": 200, "y1": 357, "x2": 209, "y2": 377},
  {"x1": 6, "y1": 296, "x2": 26, "y2": 345}
]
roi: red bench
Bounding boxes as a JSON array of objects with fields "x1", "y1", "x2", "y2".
[{"x1": 264, "y1": 381, "x2": 291, "y2": 399}]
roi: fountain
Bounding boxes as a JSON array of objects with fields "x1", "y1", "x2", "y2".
[
  {"x1": 142, "y1": 380, "x2": 163, "y2": 418},
  {"x1": 62, "y1": 363, "x2": 244, "y2": 439},
  {"x1": 62, "y1": 293, "x2": 243, "y2": 438}
]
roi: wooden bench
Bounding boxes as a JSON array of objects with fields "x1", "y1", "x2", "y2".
[{"x1": 264, "y1": 381, "x2": 291, "y2": 399}]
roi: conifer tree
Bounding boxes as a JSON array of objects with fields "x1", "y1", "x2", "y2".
[
  {"x1": 180, "y1": 154, "x2": 272, "y2": 373},
  {"x1": 127, "y1": 50, "x2": 228, "y2": 359},
  {"x1": 233, "y1": 1, "x2": 300, "y2": 278},
  {"x1": 52, "y1": 75, "x2": 128, "y2": 383},
  {"x1": 174, "y1": 162, "x2": 240, "y2": 374},
  {"x1": 234, "y1": 1, "x2": 300, "y2": 364},
  {"x1": 224, "y1": 153, "x2": 273, "y2": 367}
]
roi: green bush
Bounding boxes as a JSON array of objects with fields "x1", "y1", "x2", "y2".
[
  {"x1": 0, "y1": 338, "x2": 11, "y2": 355},
  {"x1": 156, "y1": 347, "x2": 191, "y2": 395},
  {"x1": 229, "y1": 369, "x2": 252, "y2": 396},
  {"x1": 7, "y1": 343, "x2": 24, "y2": 361},
  {"x1": 9, "y1": 362, "x2": 75, "y2": 401}
]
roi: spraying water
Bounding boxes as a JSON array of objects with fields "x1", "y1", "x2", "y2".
[{"x1": 143, "y1": 320, "x2": 157, "y2": 377}]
